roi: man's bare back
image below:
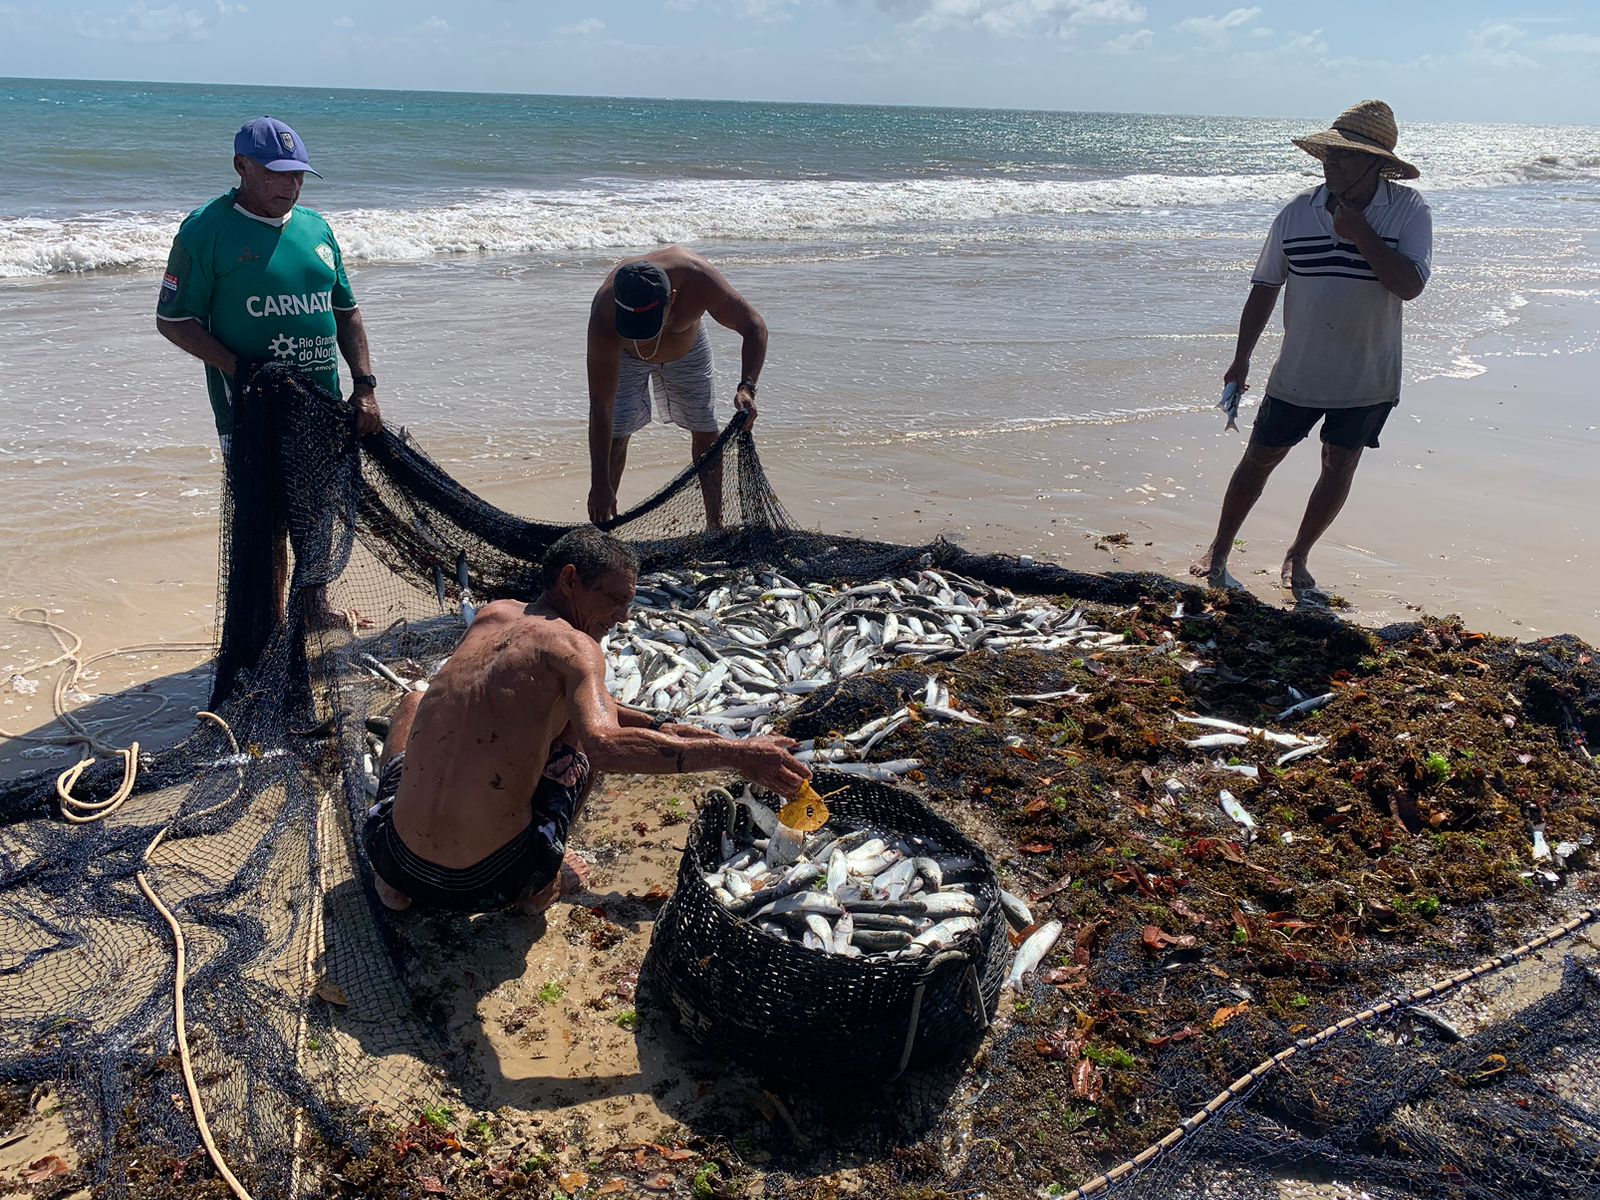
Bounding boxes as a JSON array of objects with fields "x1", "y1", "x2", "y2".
[
  {"x1": 389, "y1": 599, "x2": 578, "y2": 869},
  {"x1": 590, "y1": 246, "x2": 733, "y2": 366},
  {"x1": 363, "y1": 528, "x2": 809, "y2": 916}
]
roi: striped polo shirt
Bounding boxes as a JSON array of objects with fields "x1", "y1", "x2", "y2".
[{"x1": 1252, "y1": 180, "x2": 1432, "y2": 409}]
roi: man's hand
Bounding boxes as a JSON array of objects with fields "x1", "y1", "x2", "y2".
[
  {"x1": 737, "y1": 735, "x2": 811, "y2": 798},
  {"x1": 1224, "y1": 357, "x2": 1251, "y2": 394},
  {"x1": 351, "y1": 386, "x2": 382, "y2": 437},
  {"x1": 1331, "y1": 199, "x2": 1372, "y2": 244},
  {"x1": 735, "y1": 383, "x2": 758, "y2": 430},
  {"x1": 588, "y1": 484, "x2": 618, "y2": 526},
  {"x1": 231, "y1": 356, "x2": 266, "y2": 392}
]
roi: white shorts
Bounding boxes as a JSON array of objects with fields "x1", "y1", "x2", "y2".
[{"x1": 612, "y1": 323, "x2": 718, "y2": 437}]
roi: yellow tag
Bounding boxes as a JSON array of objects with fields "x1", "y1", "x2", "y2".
[{"x1": 778, "y1": 781, "x2": 830, "y2": 832}]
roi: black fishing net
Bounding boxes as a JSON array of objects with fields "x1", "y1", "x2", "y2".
[{"x1": 0, "y1": 361, "x2": 1596, "y2": 1200}]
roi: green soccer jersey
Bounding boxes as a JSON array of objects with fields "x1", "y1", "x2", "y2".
[{"x1": 157, "y1": 190, "x2": 356, "y2": 435}]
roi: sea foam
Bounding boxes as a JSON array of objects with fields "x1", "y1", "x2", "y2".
[{"x1": 2, "y1": 151, "x2": 1596, "y2": 279}]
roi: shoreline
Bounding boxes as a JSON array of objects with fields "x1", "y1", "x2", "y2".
[{"x1": 2, "y1": 290, "x2": 1597, "y2": 756}]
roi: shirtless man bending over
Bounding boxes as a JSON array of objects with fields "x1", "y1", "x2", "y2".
[
  {"x1": 364, "y1": 526, "x2": 809, "y2": 914},
  {"x1": 587, "y1": 246, "x2": 768, "y2": 531}
]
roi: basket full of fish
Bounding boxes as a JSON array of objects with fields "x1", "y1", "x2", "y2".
[{"x1": 646, "y1": 770, "x2": 1009, "y2": 1082}]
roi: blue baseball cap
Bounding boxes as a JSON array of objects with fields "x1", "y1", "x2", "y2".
[{"x1": 234, "y1": 117, "x2": 322, "y2": 177}]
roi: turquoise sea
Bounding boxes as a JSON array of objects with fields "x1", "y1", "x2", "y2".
[{"x1": 1, "y1": 78, "x2": 1598, "y2": 642}]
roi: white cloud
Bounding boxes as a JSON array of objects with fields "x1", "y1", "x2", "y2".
[
  {"x1": 1466, "y1": 22, "x2": 1537, "y2": 69},
  {"x1": 1176, "y1": 6, "x2": 1261, "y2": 40},
  {"x1": 1535, "y1": 32, "x2": 1600, "y2": 54},
  {"x1": 888, "y1": 0, "x2": 1146, "y2": 38},
  {"x1": 73, "y1": 2, "x2": 211, "y2": 42},
  {"x1": 333, "y1": 14, "x2": 353, "y2": 27},
  {"x1": 213, "y1": 0, "x2": 245, "y2": 13},
  {"x1": 666, "y1": 0, "x2": 799, "y2": 19},
  {"x1": 1276, "y1": 28, "x2": 1325, "y2": 56},
  {"x1": 418, "y1": 15, "x2": 447, "y2": 33},
  {"x1": 556, "y1": 17, "x2": 605, "y2": 36},
  {"x1": 1102, "y1": 27, "x2": 1150, "y2": 52}
]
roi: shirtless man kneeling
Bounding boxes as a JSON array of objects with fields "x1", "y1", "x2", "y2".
[{"x1": 364, "y1": 526, "x2": 810, "y2": 914}]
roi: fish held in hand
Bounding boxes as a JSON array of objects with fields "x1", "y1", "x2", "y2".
[{"x1": 1217, "y1": 380, "x2": 1241, "y2": 432}]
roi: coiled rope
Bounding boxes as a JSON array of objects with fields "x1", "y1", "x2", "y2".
[
  {"x1": 3, "y1": 607, "x2": 211, "y2": 823},
  {"x1": 1059, "y1": 907, "x2": 1600, "y2": 1199}
]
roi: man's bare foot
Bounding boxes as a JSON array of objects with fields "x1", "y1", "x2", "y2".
[
  {"x1": 1190, "y1": 548, "x2": 1244, "y2": 591},
  {"x1": 308, "y1": 606, "x2": 375, "y2": 633},
  {"x1": 375, "y1": 876, "x2": 412, "y2": 911},
  {"x1": 516, "y1": 851, "x2": 592, "y2": 915},
  {"x1": 1281, "y1": 554, "x2": 1317, "y2": 597}
]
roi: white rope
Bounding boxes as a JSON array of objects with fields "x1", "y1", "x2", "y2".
[
  {"x1": 135, "y1": 710, "x2": 255, "y2": 1200},
  {"x1": 1058, "y1": 907, "x2": 1600, "y2": 1199},
  {"x1": 4, "y1": 608, "x2": 211, "y2": 823},
  {"x1": 7, "y1": 613, "x2": 264, "y2": 1198}
]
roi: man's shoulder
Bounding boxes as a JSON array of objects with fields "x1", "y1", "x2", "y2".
[
  {"x1": 290, "y1": 204, "x2": 337, "y2": 237},
  {"x1": 1274, "y1": 187, "x2": 1322, "y2": 219},
  {"x1": 175, "y1": 192, "x2": 238, "y2": 238},
  {"x1": 1384, "y1": 181, "x2": 1430, "y2": 213},
  {"x1": 488, "y1": 603, "x2": 591, "y2": 651}
]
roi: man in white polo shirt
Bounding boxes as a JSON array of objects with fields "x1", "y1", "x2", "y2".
[{"x1": 1191, "y1": 100, "x2": 1431, "y2": 598}]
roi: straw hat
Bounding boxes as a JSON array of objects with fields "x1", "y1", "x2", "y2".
[{"x1": 1292, "y1": 99, "x2": 1420, "y2": 181}]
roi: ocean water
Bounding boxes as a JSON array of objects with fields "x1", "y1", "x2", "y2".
[{"x1": 1, "y1": 78, "x2": 1598, "y2": 643}]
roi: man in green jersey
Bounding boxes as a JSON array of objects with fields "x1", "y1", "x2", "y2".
[{"x1": 157, "y1": 117, "x2": 381, "y2": 628}]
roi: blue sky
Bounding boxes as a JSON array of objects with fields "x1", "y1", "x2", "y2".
[{"x1": 2, "y1": 1, "x2": 1598, "y2": 123}]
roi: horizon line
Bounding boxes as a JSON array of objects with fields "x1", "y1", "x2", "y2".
[{"x1": 5, "y1": 74, "x2": 1590, "y2": 132}]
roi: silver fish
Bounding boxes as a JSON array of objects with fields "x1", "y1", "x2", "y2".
[
  {"x1": 1275, "y1": 741, "x2": 1328, "y2": 766},
  {"x1": 1277, "y1": 692, "x2": 1336, "y2": 720},
  {"x1": 908, "y1": 915, "x2": 977, "y2": 951},
  {"x1": 1186, "y1": 733, "x2": 1250, "y2": 749},
  {"x1": 1005, "y1": 919, "x2": 1064, "y2": 991},
  {"x1": 920, "y1": 890, "x2": 978, "y2": 917},
  {"x1": 1219, "y1": 789, "x2": 1257, "y2": 841},
  {"x1": 756, "y1": 892, "x2": 844, "y2": 919},
  {"x1": 1178, "y1": 714, "x2": 1309, "y2": 748},
  {"x1": 805, "y1": 913, "x2": 837, "y2": 953},
  {"x1": 998, "y1": 889, "x2": 1033, "y2": 932},
  {"x1": 1217, "y1": 380, "x2": 1241, "y2": 431}
]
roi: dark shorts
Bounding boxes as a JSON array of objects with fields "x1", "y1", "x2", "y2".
[
  {"x1": 363, "y1": 745, "x2": 590, "y2": 913},
  {"x1": 1250, "y1": 395, "x2": 1397, "y2": 451}
]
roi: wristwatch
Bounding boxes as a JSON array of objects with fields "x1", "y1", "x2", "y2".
[
  {"x1": 737, "y1": 377, "x2": 758, "y2": 396},
  {"x1": 649, "y1": 712, "x2": 673, "y2": 731},
  {"x1": 352, "y1": 374, "x2": 377, "y2": 390}
]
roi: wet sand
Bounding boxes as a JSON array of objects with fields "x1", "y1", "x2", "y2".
[{"x1": 2, "y1": 290, "x2": 1596, "y2": 765}]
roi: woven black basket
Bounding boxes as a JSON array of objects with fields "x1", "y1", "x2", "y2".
[{"x1": 646, "y1": 771, "x2": 1008, "y2": 1083}]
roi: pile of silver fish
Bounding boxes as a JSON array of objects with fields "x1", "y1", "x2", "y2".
[
  {"x1": 603, "y1": 565, "x2": 1128, "y2": 773},
  {"x1": 706, "y1": 787, "x2": 1039, "y2": 963}
]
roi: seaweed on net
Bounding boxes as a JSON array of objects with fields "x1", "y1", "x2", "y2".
[{"x1": 0, "y1": 362, "x2": 1596, "y2": 1200}]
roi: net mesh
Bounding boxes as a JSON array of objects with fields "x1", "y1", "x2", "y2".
[{"x1": 0, "y1": 361, "x2": 1596, "y2": 1200}]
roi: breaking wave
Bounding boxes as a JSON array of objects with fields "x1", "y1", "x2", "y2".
[{"x1": 3, "y1": 152, "x2": 1597, "y2": 278}]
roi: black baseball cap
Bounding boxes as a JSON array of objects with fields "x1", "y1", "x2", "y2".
[{"x1": 614, "y1": 261, "x2": 671, "y2": 339}]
